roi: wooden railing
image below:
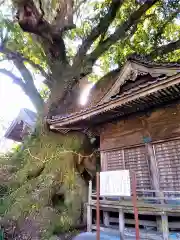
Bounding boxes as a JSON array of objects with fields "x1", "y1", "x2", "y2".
[
  {"x1": 87, "y1": 181, "x2": 180, "y2": 240},
  {"x1": 91, "y1": 188, "x2": 180, "y2": 204}
]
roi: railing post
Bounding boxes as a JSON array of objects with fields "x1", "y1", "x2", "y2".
[
  {"x1": 161, "y1": 214, "x2": 169, "y2": 240},
  {"x1": 87, "y1": 180, "x2": 92, "y2": 232},
  {"x1": 131, "y1": 171, "x2": 140, "y2": 240},
  {"x1": 119, "y1": 208, "x2": 125, "y2": 240},
  {"x1": 96, "y1": 172, "x2": 100, "y2": 240}
]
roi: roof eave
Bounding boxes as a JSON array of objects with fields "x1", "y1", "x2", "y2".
[{"x1": 49, "y1": 73, "x2": 180, "y2": 129}]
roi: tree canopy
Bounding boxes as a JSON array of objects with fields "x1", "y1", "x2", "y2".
[{"x1": 0, "y1": 0, "x2": 179, "y2": 112}]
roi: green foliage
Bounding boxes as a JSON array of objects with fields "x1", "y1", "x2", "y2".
[
  {"x1": 0, "y1": 17, "x2": 46, "y2": 64},
  {"x1": 0, "y1": 0, "x2": 179, "y2": 89},
  {"x1": 39, "y1": 85, "x2": 50, "y2": 100},
  {"x1": 65, "y1": 0, "x2": 180, "y2": 75},
  {"x1": 97, "y1": 1, "x2": 180, "y2": 72},
  {"x1": 0, "y1": 130, "x2": 91, "y2": 238}
]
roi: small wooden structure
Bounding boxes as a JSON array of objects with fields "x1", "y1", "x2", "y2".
[
  {"x1": 48, "y1": 55, "x2": 180, "y2": 238},
  {"x1": 4, "y1": 108, "x2": 37, "y2": 142}
]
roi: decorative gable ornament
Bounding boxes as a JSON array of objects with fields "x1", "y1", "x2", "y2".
[
  {"x1": 126, "y1": 69, "x2": 148, "y2": 82},
  {"x1": 100, "y1": 59, "x2": 179, "y2": 104}
]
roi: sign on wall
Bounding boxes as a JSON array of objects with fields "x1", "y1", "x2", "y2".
[{"x1": 100, "y1": 170, "x2": 131, "y2": 197}]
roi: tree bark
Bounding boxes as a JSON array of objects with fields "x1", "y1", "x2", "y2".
[{"x1": 147, "y1": 39, "x2": 180, "y2": 59}]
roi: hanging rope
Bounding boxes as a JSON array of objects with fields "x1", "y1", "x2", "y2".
[{"x1": 25, "y1": 148, "x2": 97, "y2": 163}]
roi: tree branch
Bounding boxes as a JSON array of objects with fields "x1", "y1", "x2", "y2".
[
  {"x1": 14, "y1": 0, "x2": 67, "y2": 63},
  {"x1": 22, "y1": 57, "x2": 54, "y2": 88},
  {"x1": 73, "y1": 0, "x2": 124, "y2": 65},
  {"x1": 0, "y1": 45, "x2": 53, "y2": 87},
  {"x1": 153, "y1": 8, "x2": 180, "y2": 46},
  {"x1": 147, "y1": 39, "x2": 180, "y2": 59},
  {"x1": 38, "y1": 0, "x2": 45, "y2": 19},
  {"x1": 0, "y1": 68, "x2": 25, "y2": 88},
  {"x1": 85, "y1": 0, "x2": 158, "y2": 66},
  {"x1": 52, "y1": 0, "x2": 75, "y2": 32},
  {"x1": 13, "y1": 59, "x2": 45, "y2": 111},
  {"x1": 13, "y1": 59, "x2": 34, "y2": 84},
  {"x1": 0, "y1": 66, "x2": 44, "y2": 111},
  {"x1": 0, "y1": 43, "x2": 44, "y2": 111},
  {"x1": 55, "y1": 0, "x2": 158, "y2": 109}
]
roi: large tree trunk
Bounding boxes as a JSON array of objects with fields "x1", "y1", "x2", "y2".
[
  {"x1": 0, "y1": 2, "x2": 97, "y2": 239},
  {"x1": 0, "y1": 41, "x2": 95, "y2": 238},
  {"x1": 1, "y1": 126, "x2": 96, "y2": 239}
]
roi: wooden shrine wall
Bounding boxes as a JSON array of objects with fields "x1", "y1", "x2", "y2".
[{"x1": 100, "y1": 103, "x2": 180, "y2": 191}]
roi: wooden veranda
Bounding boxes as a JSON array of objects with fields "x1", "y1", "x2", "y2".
[{"x1": 87, "y1": 181, "x2": 180, "y2": 240}]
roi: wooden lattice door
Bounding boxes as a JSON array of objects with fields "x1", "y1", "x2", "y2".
[
  {"x1": 153, "y1": 139, "x2": 180, "y2": 191},
  {"x1": 124, "y1": 146, "x2": 151, "y2": 190},
  {"x1": 101, "y1": 145, "x2": 151, "y2": 190}
]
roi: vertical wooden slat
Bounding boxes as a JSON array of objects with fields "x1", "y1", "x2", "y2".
[
  {"x1": 122, "y1": 149, "x2": 125, "y2": 169},
  {"x1": 87, "y1": 180, "x2": 92, "y2": 232},
  {"x1": 124, "y1": 146, "x2": 151, "y2": 190},
  {"x1": 101, "y1": 146, "x2": 151, "y2": 190},
  {"x1": 101, "y1": 149, "x2": 124, "y2": 171},
  {"x1": 100, "y1": 152, "x2": 108, "y2": 171}
]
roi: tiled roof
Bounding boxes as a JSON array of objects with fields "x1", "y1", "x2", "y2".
[
  {"x1": 50, "y1": 57, "x2": 180, "y2": 124},
  {"x1": 50, "y1": 73, "x2": 172, "y2": 122},
  {"x1": 128, "y1": 54, "x2": 180, "y2": 67},
  {"x1": 111, "y1": 73, "x2": 167, "y2": 99},
  {"x1": 49, "y1": 72, "x2": 180, "y2": 128}
]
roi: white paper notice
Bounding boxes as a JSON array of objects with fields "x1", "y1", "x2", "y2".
[{"x1": 100, "y1": 170, "x2": 131, "y2": 197}]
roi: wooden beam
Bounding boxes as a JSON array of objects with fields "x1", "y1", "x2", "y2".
[
  {"x1": 90, "y1": 199, "x2": 180, "y2": 215},
  {"x1": 110, "y1": 217, "x2": 157, "y2": 227},
  {"x1": 146, "y1": 141, "x2": 165, "y2": 233},
  {"x1": 108, "y1": 216, "x2": 180, "y2": 229},
  {"x1": 146, "y1": 143, "x2": 160, "y2": 192}
]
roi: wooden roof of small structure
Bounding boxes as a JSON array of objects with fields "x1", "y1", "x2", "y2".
[
  {"x1": 4, "y1": 108, "x2": 37, "y2": 142},
  {"x1": 48, "y1": 55, "x2": 180, "y2": 131}
]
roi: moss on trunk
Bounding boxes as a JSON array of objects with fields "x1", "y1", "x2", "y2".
[{"x1": 0, "y1": 130, "x2": 96, "y2": 239}]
